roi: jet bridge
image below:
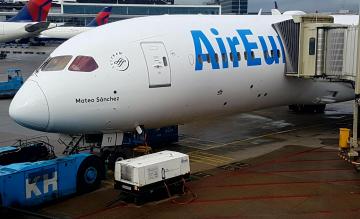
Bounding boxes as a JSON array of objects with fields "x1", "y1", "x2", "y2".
[
  {"x1": 273, "y1": 14, "x2": 360, "y2": 161},
  {"x1": 273, "y1": 14, "x2": 359, "y2": 80}
]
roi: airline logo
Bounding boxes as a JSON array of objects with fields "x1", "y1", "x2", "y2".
[
  {"x1": 191, "y1": 28, "x2": 286, "y2": 71},
  {"x1": 110, "y1": 52, "x2": 130, "y2": 71},
  {"x1": 25, "y1": 169, "x2": 58, "y2": 199}
]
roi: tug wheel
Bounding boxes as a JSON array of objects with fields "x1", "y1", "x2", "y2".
[
  {"x1": 354, "y1": 165, "x2": 360, "y2": 172},
  {"x1": 77, "y1": 155, "x2": 103, "y2": 193}
]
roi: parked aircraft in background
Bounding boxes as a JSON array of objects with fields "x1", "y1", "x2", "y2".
[
  {"x1": 0, "y1": 0, "x2": 53, "y2": 43},
  {"x1": 271, "y1": 1, "x2": 306, "y2": 15},
  {"x1": 40, "y1": 7, "x2": 112, "y2": 40}
]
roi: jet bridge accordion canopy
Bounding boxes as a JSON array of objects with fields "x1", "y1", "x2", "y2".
[{"x1": 272, "y1": 19, "x2": 300, "y2": 75}]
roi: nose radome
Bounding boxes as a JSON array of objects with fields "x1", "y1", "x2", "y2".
[{"x1": 9, "y1": 80, "x2": 49, "y2": 131}]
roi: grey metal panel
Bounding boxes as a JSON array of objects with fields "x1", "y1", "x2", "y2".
[
  {"x1": 342, "y1": 27, "x2": 358, "y2": 78},
  {"x1": 316, "y1": 28, "x2": 325, "y2": 76},
  {"x1": 325, "y1": 29, "x2": 345, "y2": 77}
]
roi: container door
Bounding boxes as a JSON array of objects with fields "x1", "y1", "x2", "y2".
[{"x1": 141, "y1": 42, "x2": 171, "y2": 88}]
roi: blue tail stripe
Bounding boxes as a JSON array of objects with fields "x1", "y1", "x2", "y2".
[
  {"x1": 7, "y1": 6, "x2": 33, "y2": 22},
  {"x1": 86, "y1": 18, "x2": 98, "y2": 27}
]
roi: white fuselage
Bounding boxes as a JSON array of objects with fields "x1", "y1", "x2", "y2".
[
  {"x1": 40, "y1": 26, "x2": 92, "y2": 39},
  {"x1": 9, "y1": 15, "x2": 356, "y2": 134},
  {"x1": 0, "y1": 22, "x2": 36, "y2": 43}
]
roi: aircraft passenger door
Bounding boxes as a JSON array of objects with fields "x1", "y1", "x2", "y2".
[{"x1": 141, "y1": 42, "x2": 171, "y2": 88}]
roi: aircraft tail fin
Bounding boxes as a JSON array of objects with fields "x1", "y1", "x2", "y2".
[
  {"x1": 7, "y1": 0, "x2": 52, "y2": 22},
  {"x1": 271, "y1": 1, "x2": 281, "y2": 15},
  {"x1": 87, "y1": 7, "x2": 112, "y2": 27}
]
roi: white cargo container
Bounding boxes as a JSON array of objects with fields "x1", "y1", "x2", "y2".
[{"x1": 114, "y1": 151, "x2": 190, "y2": 192}]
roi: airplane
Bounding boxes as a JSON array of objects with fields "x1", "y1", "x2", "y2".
[
  {"x1": 271, "y1": 1, "x2": 306, "y2": 16},
  {"x1": 271, "y1": 0, "x2": 359, "y2": 22},
  {"x1": 7, "y1": 15, "x2": 357, "y2": 140},
  {"x1": 39, "y1": 7, "x2": 112, "y2": 40},
  {"x1": 0, "y1": 0, "x2": 53, "y2": 43}
]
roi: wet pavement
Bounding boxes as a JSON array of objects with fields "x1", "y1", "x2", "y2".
[
  {"x1": 1, "y1": 51, "x2": 359, "y2": 218},
  {"x1": 39, "y1": 144, "x2": 360, "y2": 219}
]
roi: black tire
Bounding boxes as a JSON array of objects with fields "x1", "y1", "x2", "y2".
[
  {"x1": 354, "y1": 165, "x2": 360, "y2": 172},
  {"x1": 315, "y1": 104, "x2": 326, "y2": 113},
  {"x1": 134, "y1": 195, "x2": 145, "y2": 205},
  {"x1": 76, "y1": 155, "x2": 103, "y2": 194},
  {"x1": 106, "y1": 152, "x2": 127, "y2": 171},
  {"x1": 289, "y1": 104, "x2": 300, "y2": 112},
  {"x1": 289, "y1": 104, "x2": 326, "y2": 114}
]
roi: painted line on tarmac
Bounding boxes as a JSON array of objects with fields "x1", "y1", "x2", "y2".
[
  {"x1": 192, "y1": 151, "x2": 234, "y2": 160},
  {"x1": 196, "y1": 179, "x2": 360, "y2": 189},
  {"x1": 282, "y1": 159, "x2": 341, "y2": 163},
  {"x1": 260, "y1": 168, "x2": 352, "y2": 174},
  {"x1": 181, "y1": 117, "x2": 351, "y2": 151},
  {"x1": 225, "y1": 168, "x2": 353, "y2": 176},
  {"x1": 190, "y1": 194, "x2": 317, "y2": 205},
  {"x1": 189, "y1": 151, "x2": 234, "y2": 167},
  {"x1": 208, "y1": 117, "x2": 353, "y2": 150}
]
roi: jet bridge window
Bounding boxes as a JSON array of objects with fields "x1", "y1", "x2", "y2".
[
  {"x1": 309, "y1": 37, "x2": 316, "y2": 55},
  {"x1": 68, "y1": 56, "x2": 98, "y2": 72},
  {"x1": 41, "y1": 56, "x2": 72, "y2": 72}
]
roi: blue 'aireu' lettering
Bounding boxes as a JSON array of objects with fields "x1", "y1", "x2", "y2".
[{"x1": 191, "y1": 28, "x2": 286, "y2": 71}]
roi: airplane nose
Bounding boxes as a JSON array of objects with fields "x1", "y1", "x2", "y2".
[{"x1": 9, "y1": 80, "x2": 49, "y2": 131}]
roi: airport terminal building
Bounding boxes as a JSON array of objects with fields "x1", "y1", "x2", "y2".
[
  {"x1": 0, "y1": 1, "x2": 221, "y2": 26},
  {"x1": 219, "y1": 0, "x2": 248, "y2": 14}
]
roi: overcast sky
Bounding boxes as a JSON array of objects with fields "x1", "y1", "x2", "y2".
[{"x1": 175, "y1": 0, "x2": 360, "y2": 13}]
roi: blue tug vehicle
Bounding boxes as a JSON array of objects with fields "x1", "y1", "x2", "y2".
[
  {"x1": 0, "y1": 68, "x2": 24, "y2": 98},
  {"x1": 0, "y1": 138, "x2": 104, "y2": 208}
]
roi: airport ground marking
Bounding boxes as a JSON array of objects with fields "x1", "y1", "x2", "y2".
[{"x1": 189, "y1": 150, "x2": 234, "y2": 166}]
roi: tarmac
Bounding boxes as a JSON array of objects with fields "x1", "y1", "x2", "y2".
[{"x1": 1, "y1": 51, "x2": 360, "y2": 218}]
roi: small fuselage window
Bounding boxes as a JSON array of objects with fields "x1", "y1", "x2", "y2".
[
  {"x1": 68, "y1": 56, "x2": 99, "y2": 72},
  {"x1": 41, "y1": 56, "x2": 73, "y2": 72}
]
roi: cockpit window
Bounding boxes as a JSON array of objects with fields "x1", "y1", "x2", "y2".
[
  {"x1": 41, "y1": 56, "x2": 73, "y2": 72},
  {"x1": 68, "y1": 56, "x2": 98, "y2": 72}
]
